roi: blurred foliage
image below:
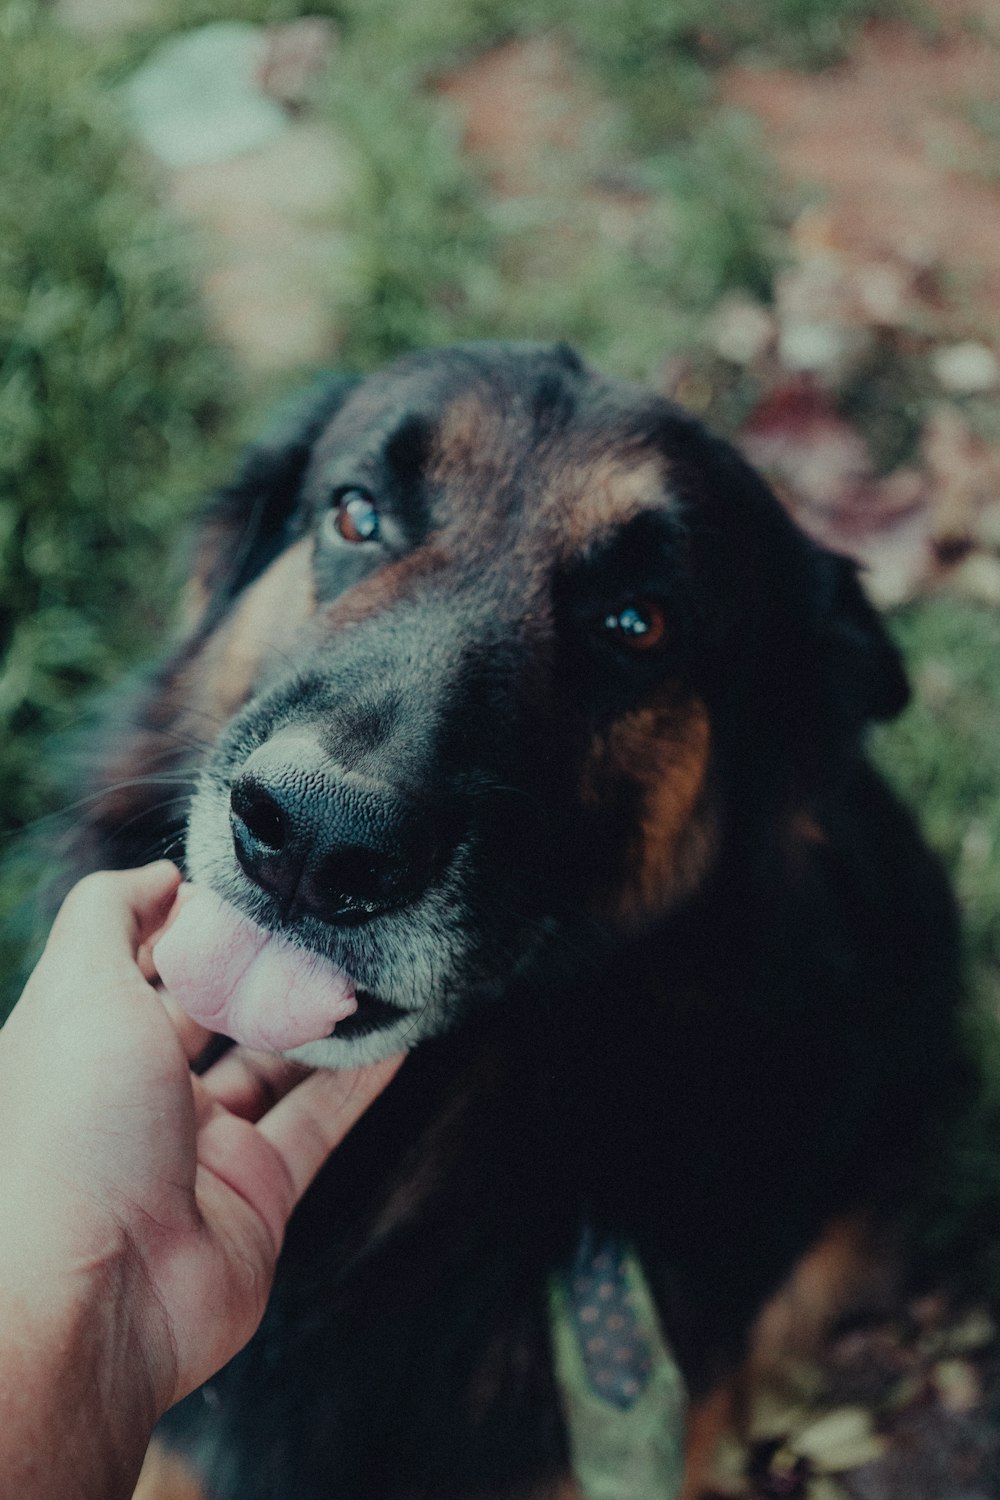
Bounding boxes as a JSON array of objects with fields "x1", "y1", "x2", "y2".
[
  {"x1": 875, "y1": 600, "x2": 1000, "y2": 1058},
  {"x1": 320, "y1": 19, "x2": 782, "y2": 378},
  {"x1": 0, "y1": 1, "x2": 235, "y2": 989},
  {"x1": 143, "y1": 0, "x2": 909, "y2": 79},
  {"x1": 122, "y1": 0, "x2": 899, "y2": 382}
]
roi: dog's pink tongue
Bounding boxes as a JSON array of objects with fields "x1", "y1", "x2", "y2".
[{"x1": 152, "y1": 884, "x2": 357, "y2": 1051}]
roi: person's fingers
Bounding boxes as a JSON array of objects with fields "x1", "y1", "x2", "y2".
[
  {"x1": 200, "y1": 1046, "x2": 312, "y2": 1122},
  {"x1": 49, "y1": 863, "x2": 182, "y2": 974},
  {"x1": 195, "y1": 1107, "x2": 296, "y2": 1257},
  {"x1": 158, "y1": 989, "x2": 215, "y2": 1064},
  {"x1": 257, "y1": 1055, "x2": 404, "y2": 1207}
]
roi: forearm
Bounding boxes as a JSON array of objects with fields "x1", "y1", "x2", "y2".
[{"x1": 0, "y1": 1260, "x2": 159, "y2": 1500}]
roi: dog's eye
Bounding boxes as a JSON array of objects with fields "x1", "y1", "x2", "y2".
[
  {"x1": 601, "y1": 601, "x2": 666, "y2": 651},
  {"x1": 328, "y1": 488, "x2": 381, "y2": 545}
]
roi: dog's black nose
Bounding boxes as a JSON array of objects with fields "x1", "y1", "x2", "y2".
[{"x1": 228, "y1": 733, "x2": 451, "y2": 925}]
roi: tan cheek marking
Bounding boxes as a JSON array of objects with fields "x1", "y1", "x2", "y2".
[
  {"x1": 584, "y1": 698, "x2": 714, "y2": 924},
  {"x1": 322, "y1": 544, "x2": 449, "y2": 630},
  {"x1": 180, "y1": 538, "x2": 315, "y2": 724}
]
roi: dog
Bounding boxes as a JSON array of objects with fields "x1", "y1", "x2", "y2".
[{"x1": 70, "y1": 342, "x2": 968, "y2": 1499}]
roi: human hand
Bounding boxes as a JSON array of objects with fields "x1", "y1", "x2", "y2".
[{"x1": 0, "y1": 863, "x2": 400, "y2": 1495}]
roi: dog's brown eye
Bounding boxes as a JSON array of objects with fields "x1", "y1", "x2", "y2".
[
  {"x1": 331, "y1": 488, "x2": 381, "y2": 545},
  {"x1": 602, "y1": 601, "x2": 666, "y2": 651}
]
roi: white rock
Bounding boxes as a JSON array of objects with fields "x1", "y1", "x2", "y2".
[{"x1": 123, "y1": 23, "x2": 289, "y2": 170}]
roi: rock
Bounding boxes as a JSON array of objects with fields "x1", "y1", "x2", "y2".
[{"x1": 123, "y1": 23, "x2": 290, "y2": 169}]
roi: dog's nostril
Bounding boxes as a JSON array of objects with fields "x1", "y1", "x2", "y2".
[
  {"x1": 228, "y1": 754, "x2": 459, "y2": 923},
  {"x1": 230, "y1": 780, "x2": 289, "y2": 851},
  {"x1": 315, "y1": 846, "x2": 404, "y2": 910}
]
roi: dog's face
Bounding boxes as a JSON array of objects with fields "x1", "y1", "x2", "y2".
[{"x1": 169, "y1": 343, "x2": 907, "y2": 1065}]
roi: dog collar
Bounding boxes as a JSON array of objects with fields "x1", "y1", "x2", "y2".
[
  {"x1": 552, "y1": 1230, "x2": 686, "y2": 1497},
  {"x1": 566, "y1": 1229, "x2": 655, "y2": 1408}
]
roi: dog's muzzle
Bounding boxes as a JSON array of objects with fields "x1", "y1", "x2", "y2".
[{"x1": 228, "y1": 728, "x2": 456, "y2": 926}]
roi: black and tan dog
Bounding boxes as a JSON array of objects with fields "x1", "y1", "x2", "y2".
[{"x1": 72, "y1": 342, "x2": 967, "y2": 1498}]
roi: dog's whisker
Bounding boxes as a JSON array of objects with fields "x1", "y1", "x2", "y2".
[
  {"x1": 104, "y1": 793, "x2": 193, "y2": 841},
  {"x1": 4, "y1": 777, "x2": 197, "y2": 845},
  {"x1": 124, "y1": 719, "x2": 219, "y2": 755}
]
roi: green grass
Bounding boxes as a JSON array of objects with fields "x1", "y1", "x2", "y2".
[
  {"x1": 875, "y1": 599, "x2": 1000, "y2": 1047},
  {"x1": 312, "y1": 12, "x2": 784, "y2": 386},
  {"x1": 877, "y1": 599, "x2": 1000, "y2": 1282}
]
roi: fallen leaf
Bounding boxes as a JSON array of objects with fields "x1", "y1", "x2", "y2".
[
  {"x1": 740, "y1": 376, "x2": 872, "y2": 515},
  {"x1": 949, "y1": 552, "x2": 1000, "y2": 606},
  {"x1": 932, "y1": 1358, "x2": 981, "y2": 1414},
  {"x1": 790, "y1": 1407, "x2": 885, "y2": 1472},
  {"x1": 931, "y1": 341, "x2": 999, "y2": 394},
  {"x1": 921, "y1": 405, "x2": 1000, "y2": 548}
]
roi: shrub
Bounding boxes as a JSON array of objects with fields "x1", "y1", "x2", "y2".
[{"x1": 0, "y1": 3, "x2": 233, "y2": 997}]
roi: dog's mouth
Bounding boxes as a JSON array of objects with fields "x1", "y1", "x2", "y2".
[
  {"x1": 153, "y1": 883, "x2": 417, "y2": 1053},
  {"x1": 332, "y1": 989, "x2": 414, "y2": 1039}
]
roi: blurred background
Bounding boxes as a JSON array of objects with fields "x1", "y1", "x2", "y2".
[{"x1": 2, "y1": 0, "x2": 1000, "y2": 1485}]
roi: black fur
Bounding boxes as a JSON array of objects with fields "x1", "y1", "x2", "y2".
[{"x1": 70, "y1": 344, "x2": 968, "y2": 1499}]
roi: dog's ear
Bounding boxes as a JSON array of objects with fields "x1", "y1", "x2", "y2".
[
  {"x1": 809, "y1": 546, "x2": 909, "y2": 733},
  {"x1": 766, "y1": 533, "x2": 910, "y2": 754},
  {"x1": 680, "y1": 425, "x2": 909, "y2": 747},
  {"x1": 187, "y1": 373, "x2": 357, "y2": 628}
]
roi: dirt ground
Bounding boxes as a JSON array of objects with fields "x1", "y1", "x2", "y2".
[{"x1": 722, "y1": 0, "x2": 1000, "y2": 329}]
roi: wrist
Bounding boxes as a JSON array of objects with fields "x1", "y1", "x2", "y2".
[{"x1": 0, "y1": 1240, "x2": 166, "y2": 1499}]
